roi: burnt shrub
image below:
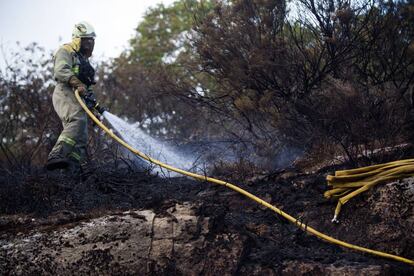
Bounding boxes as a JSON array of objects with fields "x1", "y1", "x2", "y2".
[{"x1": 166, "y1": 0, "x2": 414, "y2": 166}]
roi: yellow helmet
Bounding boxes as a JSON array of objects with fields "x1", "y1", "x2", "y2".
[{"x1": 72, "y1": 21, "x2": 96, "y2": 39}]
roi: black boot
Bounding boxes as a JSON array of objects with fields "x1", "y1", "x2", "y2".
[
  {"x1": 45, "y1": 154, "x2": 71, "y2": 171},
  {"x1": 46, "y1": 141, "x2": 74, "y2": 171}
]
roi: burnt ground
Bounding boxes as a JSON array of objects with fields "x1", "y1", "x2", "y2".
[{"x1": 0, "y1": 163, "x2": 413, "y2": 275}]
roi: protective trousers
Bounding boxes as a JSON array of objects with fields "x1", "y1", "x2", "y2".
[{"x1": 48, "y1": 83, "x2": 88, "y2": 163}]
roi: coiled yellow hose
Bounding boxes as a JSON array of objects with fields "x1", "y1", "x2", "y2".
[
  {"x1": 325, "y1": 159, "x2": 414, "y2": 222},
  {"x1": 75, "y1": 90, "x2": 414, "y2": 266}
]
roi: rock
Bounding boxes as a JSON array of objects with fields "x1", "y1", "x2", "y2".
[{"x1": 0, "y1": 203, "x2": 246, "y2": 275}]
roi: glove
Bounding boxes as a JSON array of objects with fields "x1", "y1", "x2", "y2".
[
  {"x1": 68, "y1": 75, "x2": 87, "y2": 96},
  {"x1": 83, "y1": 90, "x2": 97, "y2": 111},
  {"x1": 82, "y1": 89, "x2": 107, "y2": 114}
]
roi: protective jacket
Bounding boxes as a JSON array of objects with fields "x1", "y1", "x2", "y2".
[{"x1": 48, "y1": 43, "x2": 95, "y2": 164}]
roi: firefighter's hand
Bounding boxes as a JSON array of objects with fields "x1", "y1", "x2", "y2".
[
  {"x1": 69, "y1": 75, "x2": 87, "y2": 97},
  {"x1": 77, "y1": 85, "x2": 87, "y2": 97},
  {"x1": 83, "y1": 90, "x2": 97, "y2": 110}
]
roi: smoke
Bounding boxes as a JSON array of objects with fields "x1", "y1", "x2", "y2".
[
  {"x1": 102, "y1": 112, "x2": 196, "y2": 177},
  {"x1": 101, "y1": 112, "x2": 301, "y2": 178},
  {"x1": 272, "y1": 146, "x2": 303, "y2": 169}
]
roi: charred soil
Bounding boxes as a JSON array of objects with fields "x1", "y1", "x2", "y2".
[{"x1": 0, "y1": 164, "x2": 413, "y2": 275}]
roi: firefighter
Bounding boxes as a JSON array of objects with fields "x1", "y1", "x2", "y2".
[{"x1": 46, "y1": 21, "x2": 101, "y2": 174}]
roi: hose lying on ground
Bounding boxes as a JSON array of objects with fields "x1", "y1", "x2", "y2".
[
  {"x1": 325, "y1": 159, "x2": 414, "y2": 222},
  {"x1": 75, "y1": 90, "x2": 414, "y2": 266}
]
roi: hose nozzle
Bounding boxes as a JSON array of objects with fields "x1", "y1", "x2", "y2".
[{"x1": 94, "y1": 103, "x2": 107, "y2": 114}]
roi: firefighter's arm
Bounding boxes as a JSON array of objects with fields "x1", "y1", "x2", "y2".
[
  {"x1": 53, "y1": 47, "x2": 74, "y2": 84},
  {"x1": 53, "y1": 47, "x2": 87, "y2": 96}
]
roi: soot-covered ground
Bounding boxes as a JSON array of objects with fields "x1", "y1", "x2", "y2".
[{"x1": 0, "y1": 162, "x2": 413, "y2": 275}]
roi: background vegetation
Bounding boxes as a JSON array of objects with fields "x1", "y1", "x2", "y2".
[{"x1": 1, "y1": 0, "x2": 414, "y2": 174}]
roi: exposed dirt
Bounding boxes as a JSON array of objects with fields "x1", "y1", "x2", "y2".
[{"x1": 0, "y1": 165, "x2": 413, "y2": 275}]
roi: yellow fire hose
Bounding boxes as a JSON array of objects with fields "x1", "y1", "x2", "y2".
[
  {"x1": 75, "y1": 90, "x2": 414, "y2": 266},
  {"x1": 325, "y1": 159, "x2": 414, "y2": 222}
]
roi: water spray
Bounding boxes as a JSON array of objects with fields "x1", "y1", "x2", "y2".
[{"x1": 102, "y1": 111, "x2": 194, "y2": 177}]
